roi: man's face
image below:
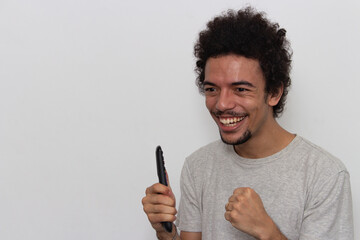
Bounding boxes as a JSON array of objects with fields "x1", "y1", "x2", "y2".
[{"x1": 204, "y1": 54, "x2": 280, "y2": 145}]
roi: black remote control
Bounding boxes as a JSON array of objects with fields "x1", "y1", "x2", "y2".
[{"x1": 156, "y1": 146, "x2": 173, "y2": 233}]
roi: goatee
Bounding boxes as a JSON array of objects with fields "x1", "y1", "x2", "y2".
[{"x1": 220, "y1": 130, "x2": 252, "y2": 145}]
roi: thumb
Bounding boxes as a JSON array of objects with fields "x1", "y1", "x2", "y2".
[
  {"x1": 166, "y1": 170, "x2": 171, "y2": 187},
  {"x1": 165, "y1": 170, "x2": 175, "y2": 200}
]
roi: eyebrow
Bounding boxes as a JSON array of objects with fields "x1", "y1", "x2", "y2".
[
  {"x1": 203, "y1": 80, "x2": 255, "y2": 88},
  {"x1": 232, "y1": 81, "x2": 255, "y2": 88}
]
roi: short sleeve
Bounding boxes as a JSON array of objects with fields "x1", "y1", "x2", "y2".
[
  {"x1": 299, "y1": 171, "x2": 354, "y2": 239},
  {"x1": 176, "y1": 159, "x2": 202, "y2": 232}
]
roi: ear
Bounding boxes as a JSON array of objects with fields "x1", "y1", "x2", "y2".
[{"x1": 267, "y1": 84, "x2": 284, "y2": 107}]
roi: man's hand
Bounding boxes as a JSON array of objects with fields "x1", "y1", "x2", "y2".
[
  {"x1": 224, "y1": 187, "x2": 287, "y2": 240},
  {"x1": 142, "y1": 183, "x2": 177, "y2": 238}
]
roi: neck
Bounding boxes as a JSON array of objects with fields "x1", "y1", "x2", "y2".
[{"x1": 233, "y1": 118, "x2": 295, "y2": 159}]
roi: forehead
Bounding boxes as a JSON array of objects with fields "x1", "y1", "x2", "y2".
[{"x1": 204, "y1": 55, "x2": 264, "y2": 85}]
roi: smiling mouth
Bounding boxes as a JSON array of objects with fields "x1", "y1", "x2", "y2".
[{"x1": 219, "y1": 116, "x2": 246, "y2": 126}]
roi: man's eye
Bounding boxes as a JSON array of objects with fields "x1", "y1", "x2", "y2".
[
  {"x1": 204, "y1": 87, "x2": 216, "y2": 92},
  {"x1": 236, "y1": 88, "x2": 247, "y2": 92}
]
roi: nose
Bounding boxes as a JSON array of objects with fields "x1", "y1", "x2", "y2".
[{"x1": 216, "y1": 90, "x2": 235, "y2": 112}]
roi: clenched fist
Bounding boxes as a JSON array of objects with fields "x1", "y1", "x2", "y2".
[{"x1": 225, "y1": 187, "x2": 287, "y2": 240}]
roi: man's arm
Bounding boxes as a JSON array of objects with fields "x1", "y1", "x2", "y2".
[
  {"x1": 154, "y1": 225, "x2": 201, "y2": 240},
  {"x1": 180, "y1": 231, "x2": 201, "y2": 240}
]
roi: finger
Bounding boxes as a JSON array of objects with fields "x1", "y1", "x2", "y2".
[
  {"x1": 143, "y1": 203, "x2": 177, "y2": 215},
  {"x1": 147, "y1": 212, "x2": 177, "y2": 224},
  {"x1": 165, "y1": 171, "x2": 176, "y2": 200},
  {"x1": 225, "y1": 207, "x2": 239, "y2": 221},
  {"x1": 233, "y1": 187, "x2": 248, "y2": 195},
  {"x1": 233, "y1": 187, "x2": 254, "y2": 195},
  {"x1": 228, "y1": 194, "x2": 242, "y2": 203},
  {"x1": 146, "y1": 183, "x2": 171, "y2": 195},
  {"x1": 224, "y1": 211, "x2": 231, "y2": 222},
  {"x1": 166, "y1": 170, "x2": 171, "y2": 187},
  {"x1": 225, "y1": 202, "x2": 232, "y2": 211},
  {"x1": 227, "y1": 202, "x2": 239, "y2": 212},
  {"x1": 142, "y1": 193, "x2": 175, "y2": 207},
  {"x1": 228, "y1": 195, "x2": 235, "y2": 203},
  {"x1": 229, "y1": 194, "x2": 248, "y2": 205}
]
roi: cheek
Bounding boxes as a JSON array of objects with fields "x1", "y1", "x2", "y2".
[
  {"x1": 235, "y1": 98, "x2": 254, "y2": 110},
  {"x1": 205, "y1": 97, "x2": 215, "y2": 110}
]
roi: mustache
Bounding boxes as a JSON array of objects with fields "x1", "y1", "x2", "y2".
[{"x1": 212, "y1": 110, "x2": 246, "y2": 117}]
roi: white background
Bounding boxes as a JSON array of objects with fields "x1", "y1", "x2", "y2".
[{"x1": 0, "y1": 0, "x2": 359, "y2": 239}]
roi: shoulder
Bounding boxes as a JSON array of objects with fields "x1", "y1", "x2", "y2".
[
  {"x1": 187, "y1": 139, "x2": 225, "y2": 158},
  {"x1": 293, "y1": 136, "x2": 348, "y2": 181},
  {"x1": 183, "y1": 139, "x2": 228, "y2": 170}
]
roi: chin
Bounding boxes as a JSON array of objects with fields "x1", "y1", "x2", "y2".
[{"x1": 220, "y1": 130, "x2": 252, "y2": 145}]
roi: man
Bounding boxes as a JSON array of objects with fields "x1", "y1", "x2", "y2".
[{"x1": 142, "y1": 7, "x2": 353, "y2": 240}]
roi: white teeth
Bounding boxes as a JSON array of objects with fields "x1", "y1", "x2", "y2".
[{"x1": 219, "y1": 116, "x2": 245, "y2": 125}]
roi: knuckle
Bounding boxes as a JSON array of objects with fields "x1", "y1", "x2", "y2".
[
  {"x1": 154, "y1": 183, "x2": 165, "y2": 191},
  {"x1": 145, "y1": 186, "x2": 152, "y2": 194},
  {"x1": 225, "y1": 212, "x2": 232, "y2": 221},
  {"x1": 169, "y1": 206, "x2": 177, "y2": 215},
  {"x1": 169, "y1": 198, "x2": 175, "y2": 206},
  {"x1": 147, "y1": 213, "x2": 155, "y2": 222},
  {"x1": 234, "y1": 202, "x2": 242, "y2": 210},
  {"x1": 235, "y1": 195, "x2": 244, "y2": 202},
  {"x1": 157, "y1": 195, "x2": 172, "y2": 206},
  {"x1": 141, "y1": 196, "x2": 148, "y2": 205},
  {"x1": 169, "y1": 215, "x2": 177, "y2": 222},
  {"x1": 153, "y1": 204, "x2": 162, "y2": 213},
  {"x1": 143, "y1": 204, "x2": 150, "y2": 213},
  {"x1": 244, "y1": 187, "x2": 253, "y2": 194},
  {"x1": 146, "y1": 183, "x2": 165, "y2": 195},
  {"x1": 152, "y1": 183, "x2": 160, "y2": 190},
  {"x1": 229, "y1": 210, "x2": 237, "y2": 219},
  {"x1": 142, "y1": 203, "x2": 146, "y2": 211},
  {"x1": 226, "y1": 202, "x2": 231, "y2": 210},
  {"x1": 154, "y1": 194, "x2": 164, "y2": 203}
]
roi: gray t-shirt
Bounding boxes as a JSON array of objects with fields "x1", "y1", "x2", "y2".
[{"x1": 176, "y1": 136, "x2": 353, "y2": 239}]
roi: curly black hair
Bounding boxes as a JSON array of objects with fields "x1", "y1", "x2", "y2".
[{"x1": 194, "y1": 7, "x2": 292, "y2": 118}]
